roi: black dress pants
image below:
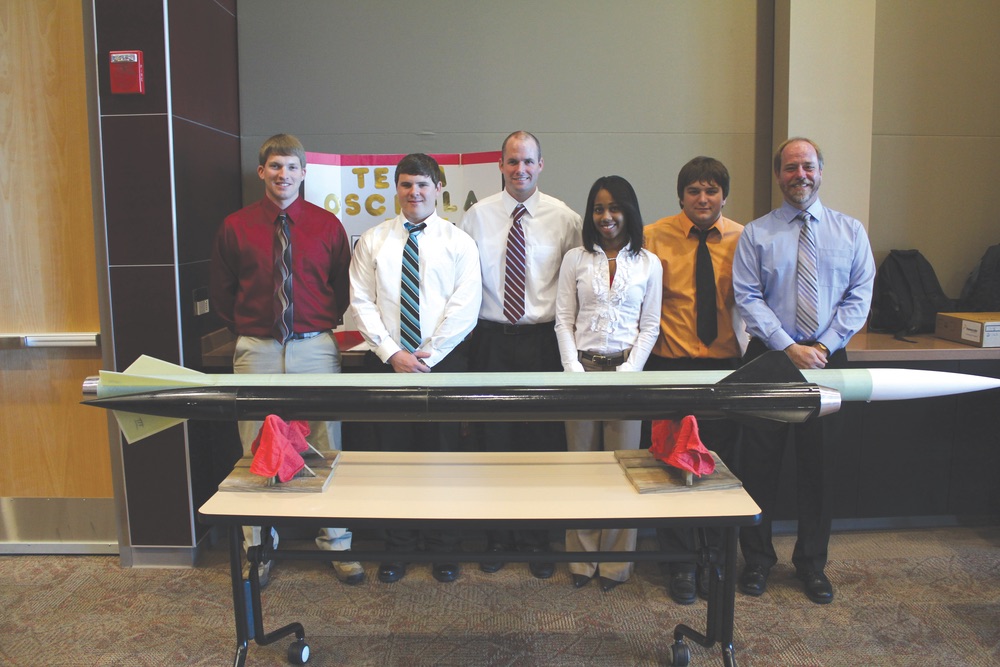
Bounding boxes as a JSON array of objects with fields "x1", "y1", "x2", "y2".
[
  {"x1": 470, "y1": 321, "x2": 563, "y2": 551},
  {"x1": 737, "y1": 338, "x2": 845, "y2": 573},
  {"x1": 643, "y1": 355, "x2": 742, "y2": 574}
]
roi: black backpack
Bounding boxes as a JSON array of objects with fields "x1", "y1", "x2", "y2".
[
  {"x1": 869, "y1": 249, "x2": 956, "y2": 338},
  {"x1": 959, "y1": 244, "x2": 1000, "y2": 312}
]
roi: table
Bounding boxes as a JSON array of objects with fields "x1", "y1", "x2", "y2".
[{"x1": 199, "y1": 450, "x2": 761, "y2": 667}]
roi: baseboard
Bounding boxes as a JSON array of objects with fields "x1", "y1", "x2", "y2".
[{"x1": 0, "y1": 497, "x2": 118, "y2": 555}]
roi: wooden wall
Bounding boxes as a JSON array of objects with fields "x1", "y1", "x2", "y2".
[{"x1": 0, "y1": 0, "x2": 111, "y2": 498}]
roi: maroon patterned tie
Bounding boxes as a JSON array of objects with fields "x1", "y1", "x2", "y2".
[
  {"x1": 273, "y1": 213, "x2": 293, "y2": 343},
  {"x1": 502, "y1": 204, "x2": 527, "y2": 324}
]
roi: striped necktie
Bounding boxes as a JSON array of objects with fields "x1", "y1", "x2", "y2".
[
  {"x1": 400, "y1": 221, "x2": 425, "y2": 353},
  {"x1": 795, "y1": 211, "x2": 820, "y2": 340},
  {"x1": 502, "y1": 204, "x2": 527, "y2": 324},
  {"x1": 273, "y1": 213, "x2": 293, "y2": 344}
]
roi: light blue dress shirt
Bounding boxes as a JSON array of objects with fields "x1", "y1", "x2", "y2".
[{"x1": 732, "y1": 200, "x2": 875, "y2": 354}]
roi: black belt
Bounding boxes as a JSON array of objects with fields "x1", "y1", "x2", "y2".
[
  {"x1": 579, "y1": 350, "x2": 630, "y2": 367},
  {"x1": 477, "y1": 319, "x2": 555, "y2": 335},
  {"x1": 288, "y1": 331, "x2": 326, "y2": 340}
]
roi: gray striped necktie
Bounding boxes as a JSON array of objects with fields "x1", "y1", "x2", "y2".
[
  {"x1": 400, "y1": 221, "x2": 425, "y2": 352},
  {"x1": 273, "y1": 213, "x2": 293, "y2": 344},
  {"x1": 795, "y1": 211, "x2": 820, "y2": 340},
  {"x1": 503, "y1": 204, "x2": 527, "y2": 324}
]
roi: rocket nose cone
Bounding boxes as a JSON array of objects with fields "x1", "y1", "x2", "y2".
[{"x1": 867, "y1": 369, "x2": 1000, "y2": 400}]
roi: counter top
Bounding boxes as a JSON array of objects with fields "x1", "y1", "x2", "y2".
[{"x1": 846, "y1": 332, "x2": 1000, "y2": 362}]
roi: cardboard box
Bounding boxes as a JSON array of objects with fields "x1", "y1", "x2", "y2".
[{"x1": 935, "y1": 312, "x2": 1000, "y2": 348}]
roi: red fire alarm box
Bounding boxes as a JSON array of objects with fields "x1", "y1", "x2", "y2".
[{"x1": 109, "y1": 50, "x2": 144, "y2": 95}]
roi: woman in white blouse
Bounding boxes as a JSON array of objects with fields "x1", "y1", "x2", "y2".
[{"x1": 555, "y1": 175, "x2": 663, "y2": 591}]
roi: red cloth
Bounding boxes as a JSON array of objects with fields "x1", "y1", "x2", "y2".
[
  {"x1": 249, "y1": 415, "x2": 312, "y2": 482},
  {"x1": 649, "y1": 415, "x2": 716, "y2": 477}
]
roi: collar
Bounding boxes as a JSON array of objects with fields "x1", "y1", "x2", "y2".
[
  {"x1": 261, "y1": 195, "x2": 304, "y2": 223},
  {"x1": 501, "y1": 189, "x2": 540, "y2": 218},
  {"x1": 679, "y1": 211, "x2": 721, "y2": 239},
  {"x1": 780, "y1": 199, "x2": 823, "y2": 224},
  {"x1": 401, "y1": 212, "x2": 438, "y2": 232}
]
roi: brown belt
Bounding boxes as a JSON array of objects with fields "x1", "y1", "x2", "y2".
[{"x1": 578, "y1": 349, "x2": 630, "y2": 367}]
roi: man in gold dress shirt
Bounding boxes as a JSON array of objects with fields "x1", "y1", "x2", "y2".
[{"x1": 642, "y1": 156, "x2": 744, "y2": 605}]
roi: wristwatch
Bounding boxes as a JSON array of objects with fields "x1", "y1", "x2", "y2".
[{"x1": 813, "y1": 342, "x2": 830, "y2": 357}]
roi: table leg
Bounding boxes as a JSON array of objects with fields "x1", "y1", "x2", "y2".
[
  {"x1": 227, "y1": 524, "x2": 250, "y2": 667},
  {"x1": 670, "y1": 525, "x2": 740, "y2": 666},
  {"x1": 718, "y1": 525, "x2": 739, "y2": 667}
]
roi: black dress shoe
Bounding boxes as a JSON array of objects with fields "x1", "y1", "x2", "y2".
[
  {"x1": 599, "y1": 576, "x2": 622, "y2": 592},
  {"x1": 432, "y1": 562, "x2": 460, "y2": 583},
  {"x1": 572, "y1": 574, "x2": 592, "y2": 588},
  {"x1": 669, "y1": 571, "x2": 697, "y2": 605},
  {"x1": 738, "y1": 564, "x2": 769, "y2": 597},
  {"x1": 377, "y1": 562, "x2": 407, "y2": 583},
  {"x1": 528, "y1": 553, "x2": 555, "y2": 580},
  {"x1": 798, "y1": 570, "x2": 834, "y2": 604},
  {"x1": 479, "y1": 544, "x2": 506, "y2": 573}
]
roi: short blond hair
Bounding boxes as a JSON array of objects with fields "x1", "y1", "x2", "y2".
[{"x1": 258, "y1": 134, "x2": 306, "y2": 168}]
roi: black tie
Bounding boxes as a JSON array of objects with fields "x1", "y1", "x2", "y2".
[{"x1": 694, "y1": 227, "x2": 717, "y2": 346}]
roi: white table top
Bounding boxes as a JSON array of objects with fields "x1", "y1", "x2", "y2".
[{"x1": 199, "y1": 451, "x2": 761, "y2": 527}]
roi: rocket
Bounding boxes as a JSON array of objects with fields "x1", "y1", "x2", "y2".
[{"x1": 82, "y1": 352, "x2": 1000, "y2": 444}]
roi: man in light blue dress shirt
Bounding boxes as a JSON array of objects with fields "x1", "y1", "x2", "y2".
[{"x1": 732, "y1": 137, "x2": 875, "y2": 604}]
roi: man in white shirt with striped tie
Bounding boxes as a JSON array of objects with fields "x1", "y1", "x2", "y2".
[
  {"x1": 732, "y1": 137, "x2": 875, "y2": 604},
  {"x1": 350, "y1": 153, "x2": 482, "y2": 584},
  {"x1": 458, "y1": 131, "x2": 582, "y2": 579}
]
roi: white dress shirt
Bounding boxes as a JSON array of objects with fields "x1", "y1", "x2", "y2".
[
  {"x1": 350, "y1": 212, "x2": 482, "y2": 366},
  {"x1": 554, "y1": 246, "x2": 663, "y2": 373},
  {"x1": 459, "y1": 189, "x2": 582, "y2": 324}
]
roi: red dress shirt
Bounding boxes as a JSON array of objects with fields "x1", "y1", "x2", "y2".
[{"x1": 210, "y1": 196, "x2": 351, "y2": 337}]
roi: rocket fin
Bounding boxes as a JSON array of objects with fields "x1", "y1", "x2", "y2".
[
  {"x1": 716, "y1": 351, "x2": 816, "y2": 426},
  {"x1": 97, "y1": 355, "x2": 210, "y2": 399},
  {"x1": 717, "y1": 350, "x2": 807, "y2": 385},
  {"x1": 100, "y1": 357, "x2": 204, "y2": 441},
  {"x1": 123, "y1": 355, "x2": 206, "y2": 377},
  {"x1": 112, "y1": 410, "x2": 186, "y2": 444}
]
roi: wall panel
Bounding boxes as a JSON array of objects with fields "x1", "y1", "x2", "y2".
[
  {"x1": 236, "y1": 0, "x2": 768, "y2": 225},
  {"x1": 871, "y1": 0, "x2": 1000, "y2": 295},
  {"x1": 0, "y1": 0, "x2": 109, "y2": 501}
]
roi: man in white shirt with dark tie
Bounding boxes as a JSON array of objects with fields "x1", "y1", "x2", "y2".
[{"x1": 458, "y1": 131, "x2": 582, "y2": 578}]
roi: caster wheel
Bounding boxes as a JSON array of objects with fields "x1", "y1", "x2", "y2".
[
  {"x1": 670, "y1": 642, "x2": 690, "y2": 667},
  {"x1": 288, "y1": 639, "x2": 310, "y2": 664}
]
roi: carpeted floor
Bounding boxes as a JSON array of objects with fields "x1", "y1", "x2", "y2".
[{"x1": 1, "y1": 526, "x2": 998, "y2": 666}]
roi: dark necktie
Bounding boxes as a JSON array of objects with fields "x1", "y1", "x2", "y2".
[
  {"x1": 693, "y1": 227, "x2": 717, "y2": 346},
  {"x1": 273, "y1": 213, "x2": 293, "y2": 344},
  {"x1": 795, "y1": 211, "x2": 820, "y2": 340},
  {"x1": 400, "y1": 221, "x2": 425, "y2": 353},
  {"x1": 503, "y1": 204, "x2": 527, "y2": 324}
]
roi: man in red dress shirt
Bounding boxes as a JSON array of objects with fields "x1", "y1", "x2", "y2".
[{"x1": 210, "y1": 134, "x2": 361, "y2": 587}]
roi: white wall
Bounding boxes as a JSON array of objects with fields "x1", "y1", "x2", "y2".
[
  {"x1": 237, "y1": 0, "x2": 769, "y2": 227},
  {"x1": 236, "y1": 0, "x2": 1000, "y2": 297},
  {"x1": 870, "y1": 0, "x2": 1000, "y2": 295}
]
